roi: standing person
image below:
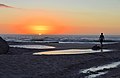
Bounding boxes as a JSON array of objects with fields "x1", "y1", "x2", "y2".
[{"x1": 99, "y1": 33, "x2": 105, "y2": 48}]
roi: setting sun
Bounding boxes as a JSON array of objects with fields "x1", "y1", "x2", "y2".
[
  {"x1": 30, "y1": 25, "x2": 50, "y2": 34},
  {"x1": 32, "y1": 25, "x2": 49, "y2": 31}
]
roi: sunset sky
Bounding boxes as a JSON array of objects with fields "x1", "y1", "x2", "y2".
[{"x1": 0, "y1": 0, "x2": 120, "y2": 35}]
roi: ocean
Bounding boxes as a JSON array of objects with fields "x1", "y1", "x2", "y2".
[
  {"x1": 0, "y1": 34, "x2": 120, "y2": 44},
  {"x1": 0, "y1": 34, "x2": 118, "y2": 54}
]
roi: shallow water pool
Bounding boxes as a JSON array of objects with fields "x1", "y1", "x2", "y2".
[
  {"x1": 10, "y1": 45, "x2": 55, "y2": 49},
  {"x1": 33, "y1": 49, "x2": 111, "y2": 55},
  {"x1": 80, "y1": 61, "x2": 120, "y2": 78}
]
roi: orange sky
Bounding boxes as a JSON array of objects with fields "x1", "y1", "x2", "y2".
[
  {"x1": 0, "y1": 0, "x2": 120, "y2": 35},
  {"x1": 8, "y1": 10, "x2": 74, "y2": 34}
]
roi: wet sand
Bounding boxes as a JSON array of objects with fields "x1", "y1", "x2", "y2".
[{"x1": 0, "y1": 42, "x2": 120, "y2": 78}]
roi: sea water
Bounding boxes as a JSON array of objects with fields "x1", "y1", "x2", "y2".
[
  {"x1": 10, "y1": 45, "x2": 55, "y2": 49},
  {"x1": 0, "y1": 34, "x2": 119, "y2": 50},
  {"x1": 33, "y1": 49, "x2": 111, "y2": 55},
  {"x1": 80, "y1": 61, "x2": 120, "y2": 78},
  {"x1": 0, "y1": 34, "x2": 120, "y2": 44}
]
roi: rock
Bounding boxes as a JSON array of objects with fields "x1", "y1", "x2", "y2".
[
  {"x1": 92, "y1": 45, "x2": 101, "y2": 50},
  {"x1": 0, "y1": 37, "x2": 9, "y2": 54}
]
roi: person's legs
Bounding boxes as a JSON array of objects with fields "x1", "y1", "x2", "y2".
[
  {"x1": 101, "y1": 48, "x2": 103, "y2": 52},
  {"x1": 100, "y1": 41, "x2": 103, "y2": 48}
]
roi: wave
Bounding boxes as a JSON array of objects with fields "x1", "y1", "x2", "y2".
[{"x1": 1, "y1": 35, "x2": 120, "y2": 44}]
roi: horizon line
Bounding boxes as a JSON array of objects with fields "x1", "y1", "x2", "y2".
[{"x1": 0, "y1": 33, "x2": 120, "y2": 36}]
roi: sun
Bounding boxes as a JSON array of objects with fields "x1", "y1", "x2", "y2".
[
  {"x1": 33, "y1": 25, "x2": 49, "y2": 31},
  {"x1": 38, "y1": 33, "x2": 42, "y2": 35},
  {"x1": 30, "y1": 25, "x2": 50, "y2": 34}
]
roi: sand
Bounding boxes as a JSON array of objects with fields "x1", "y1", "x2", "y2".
[{"x1": 0, "y1": 42, "x2": 120, "y2": 78}]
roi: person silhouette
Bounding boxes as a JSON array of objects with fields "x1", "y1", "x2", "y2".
[{"x1": 99, "y1": 33, "x2": 105, "y2": 48}]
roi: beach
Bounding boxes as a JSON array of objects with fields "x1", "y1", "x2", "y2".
[
  {"x1": 0, "y1": 41, "x2": 120, "y2": 78},
  {"x1": 1, "y1": 0, "x2": 120, "y2": 77}
]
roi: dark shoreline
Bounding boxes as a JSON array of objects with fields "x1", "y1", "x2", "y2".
[{"x1": 0, "y1": 42, "x2": 120, "y2": 78}]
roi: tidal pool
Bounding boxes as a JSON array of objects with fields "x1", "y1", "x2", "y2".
[
  {"x1": 33, "y1": 49, "x2": 111, "y2": 55},
  {"x1": 80, "y1": 61, "x2": 120, "y2": 78},
  {"x1": 10, "y1": 45, "x2": 55, "y2": 49}
]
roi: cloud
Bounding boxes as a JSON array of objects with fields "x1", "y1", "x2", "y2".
[{"x1": 0, "y1": 4, "x2": 14, "y2": 8}]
